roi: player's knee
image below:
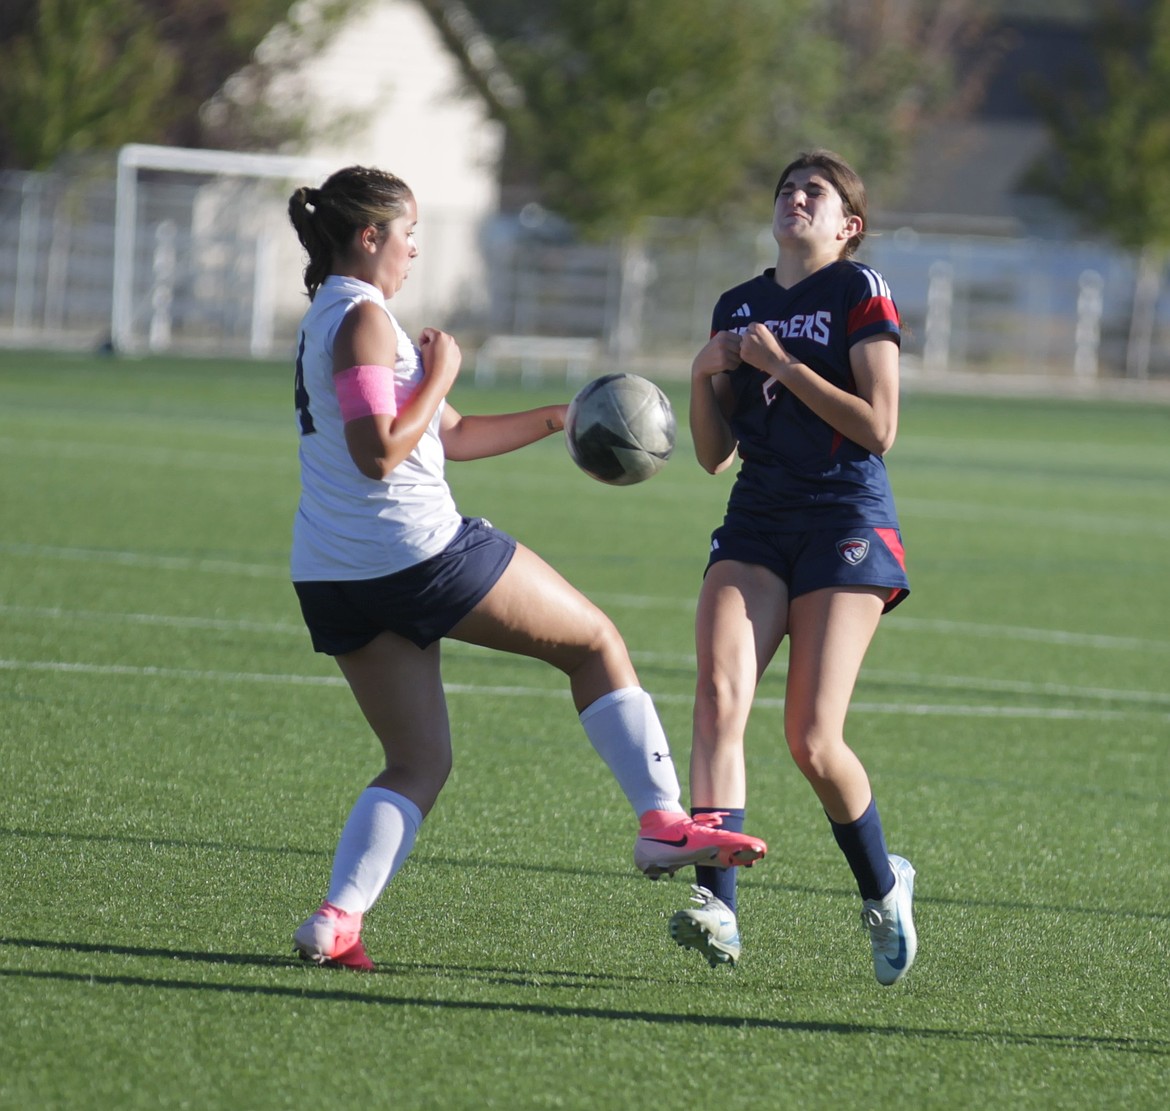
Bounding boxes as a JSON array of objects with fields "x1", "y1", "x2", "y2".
[
  {"x1": 585, "y1": 611, "x2": 628, "y2": 664},
  {"x1": 382, "y1": 732, "x2": 452, "y2": 784},
  {"x1": 557, "y1": 610, "x2": 631, "y2": 680},
  {"x1": 384, "y1": 752, "x2": 451, "y2": 801},
  {"x1": 694, "y1": 669, "x2": 749, "y2": 729},
  {"x1": 785, "y1": 727, "x2": 838, "y2": 781}
]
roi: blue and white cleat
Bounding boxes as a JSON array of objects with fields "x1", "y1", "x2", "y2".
[
  {"x1": 669, "y1": 884, "x2": 742, "y2": 968},
  {"x1": 861, "y1": 854, "x2": 917, "y2": 985}
]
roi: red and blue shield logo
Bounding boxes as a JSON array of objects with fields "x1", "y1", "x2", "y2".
[{"x1": 836, "y1": 537, "x2": 870, "y2": 565}]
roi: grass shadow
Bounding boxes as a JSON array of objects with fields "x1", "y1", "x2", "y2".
[
  {"x1": 0, "y1": 962, "x2": 1165, "y2": 1058},
  {"x1": 4, "y1": 826, "x2": 1166, "y2": 923}
]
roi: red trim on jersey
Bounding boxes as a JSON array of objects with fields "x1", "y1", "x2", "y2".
[
  {"x1": 875, "y1": 527, "x2": 906, "y2": 570},
  {"x1": 847, "y1": 296, "x2": 898, "y2": 336}
]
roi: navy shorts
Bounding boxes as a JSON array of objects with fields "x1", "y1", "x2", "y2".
[
  {"x1": 293, "y1": 516, "x2": 518, "y2": 654},
  {"x1": 707, "y1": 520, "x2": 910, "y2": 613}
]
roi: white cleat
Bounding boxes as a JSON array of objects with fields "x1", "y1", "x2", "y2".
[
  {"x1": 861, "y1": 854, "x2": 917, "y2": 985},
  {"x1": 669, "y1": 885, "x2": 741, "y2": 968}
]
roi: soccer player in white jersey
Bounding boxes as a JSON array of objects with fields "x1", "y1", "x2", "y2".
[
  {"x1": 670, "y1": 150, "x2": 917, "y2": 984},
  {"x1": 284, "y1": 165, "x2": 766, "y2": 969}
]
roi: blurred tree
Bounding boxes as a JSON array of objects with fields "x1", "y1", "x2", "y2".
[
  {"x1": 1, "y1": 0, "x2": 989, "y2": 233},
  {"x1": 1035, "y1": 0, "x2": 1170, "y2": 377},
  {"x1": 0, "y1": 0, "x2": 353, "y2": 170},
  {"x1": 0, "y1": 0, "x2": 180, "y2": 169},
  {"x1": 817, "y1": 0, "x2": 995, "y2": 183},
  {"x1": 422, "y1": 0, "x2": 986, "y2": 235},
  {"x1": 143, "y1": 0, "x2": 356, "y2": 152}
]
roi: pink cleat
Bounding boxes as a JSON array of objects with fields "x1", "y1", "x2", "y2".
[
  {"x1": 293, "y1": 902, "x2": 375, "y2": 971},
  {"x1": 634, "y1": 809, "x2": 767, "y2": 879}
]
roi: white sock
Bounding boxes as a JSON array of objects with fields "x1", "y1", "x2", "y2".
[
  {"x1": 325, "y1": 787, "x2": 423, "y2": 914},
  {"x1": 579, "y1": 687, "x2": 684, "y2": 818}
]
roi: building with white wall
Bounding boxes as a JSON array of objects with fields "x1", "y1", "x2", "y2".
[{"x1": 256, "y1": 0, "x2": 503, "y2": 333}]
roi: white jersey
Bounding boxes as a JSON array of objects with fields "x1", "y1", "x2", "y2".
[{"x1": 290, "y1": 274, "x2": 461, "y2": 581}]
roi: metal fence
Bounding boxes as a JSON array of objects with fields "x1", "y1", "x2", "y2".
[{"x1": 2, "y1": 163, "x2": 1167, "y2": 384}]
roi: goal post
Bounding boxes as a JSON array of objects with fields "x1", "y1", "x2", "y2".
[{"x1": 111, "y1": 143, "x2": 332, "y2": 355}]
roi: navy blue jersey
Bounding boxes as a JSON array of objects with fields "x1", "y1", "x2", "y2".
[{"x1": 712, "y1": 260, "x2": 901, "y2": 528}]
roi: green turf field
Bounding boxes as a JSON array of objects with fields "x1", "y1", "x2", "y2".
[{"x1": 1, "y1": 349, "x2": 1167, "y2": 1110}]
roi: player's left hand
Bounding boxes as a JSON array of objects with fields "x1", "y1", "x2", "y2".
[{"x1": 739, "y1": 322, "x2": 794, "y2": 382}]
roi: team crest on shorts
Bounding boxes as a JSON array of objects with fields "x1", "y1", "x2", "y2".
[{"x1": 836, "y1": 537, "x2": 870, "y2": 565}]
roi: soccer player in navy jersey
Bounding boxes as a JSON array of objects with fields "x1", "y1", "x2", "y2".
[{"x1": 669, "y1": 150, "x2": 917, "y2": 984}]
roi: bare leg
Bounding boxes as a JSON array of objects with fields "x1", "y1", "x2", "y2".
[
  {"x1": 784, "y1": 586, "x2": 885, "y2": 823},
  {"x1": 449, "y1": 544, "x2": 770, "y2": 867},
  {"x1": 448, "y1": 543, "x2": 639, "y2": 710},
  {"x1": 335, "y1": 634, "x2": 451, "y2": 816},
  {"x1": 668, "y1": 560, "x2": 785, "y2": 954},
  {"x1": 327, "y1": 543, "x2": 652, "y2": 817},
  {"x1": 690, "y1": 560, "x2": 789, "y2": 808},
  {"x1": 293, "y1": 633, "x2": 451, "y2": 959},
  {"x1": 784, "y1": 586, "x2": 910, "y2": 957}
]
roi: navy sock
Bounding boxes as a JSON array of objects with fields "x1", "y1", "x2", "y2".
[
  {"x1": 692, "y1": 807, "x2": 744, "y2": 913},
  {"x1": 828, "y1": 798, "x2": 894, "y2": 901}
]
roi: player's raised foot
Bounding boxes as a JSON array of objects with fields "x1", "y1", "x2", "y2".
[
  {"x1": 669, "y1": 885, "x2": 741, "y2": 968},
  {"x1": 293, "y1": 902, "x2": 375, "y2": 971},
  {"x1": 861, "y1": 854, "x2": 917, "y2": 985},
  {"x1": 634, "y1": 809, "x2": 767, "y2": 879}
]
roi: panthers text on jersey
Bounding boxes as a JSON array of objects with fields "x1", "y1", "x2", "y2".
[{"x1": 711, "y1": 260, "x2": 901, "y2": 529}]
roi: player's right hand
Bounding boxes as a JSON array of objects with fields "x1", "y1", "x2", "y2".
[
  {"x1": 692, "y1": 330, "x2": 742, "y2": 378},
  {"x1": 418, "y1": 327, "x2": 462, "y2": 392}
]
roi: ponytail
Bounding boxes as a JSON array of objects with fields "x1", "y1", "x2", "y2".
[{"x1": 288, "y1": 167, "x2": 413, "y2": 300}]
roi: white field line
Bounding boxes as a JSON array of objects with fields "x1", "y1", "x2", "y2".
[
  {"x1": 3, "y1": 542, "x2": 1168, "y2": 654},
  {"x1": 0, "y1": 543, "x2": 287, "y2": 578},
  {"x1": 0, "y1": 598, "x2": 1165, "y2": 711},
  {"x1": 2, "y1": 657, "x2": 1168, "y2": 723},
  {"x1": 0, "y1": 435, "x2": 291, "y2": 472},
  {"x1": 0, "y1": 414, "x2": 290, "y2": 442},
  {"x1": 0, "y1": 603, "x2": 305, "y2": 635},
  {"x1": 879, "y1": 616, "x2": 1170, "y2": 653},
  {"x1": 859, "y1": 668, "x2": 1170, "y2": 707},
  {"x1": 0, "y1": 658, "x2": 346, "y2": 687},
  {"x1": 582, "y1": 594, "x2": 1170, "y2": 654},
  {"x1": 9, "y1": 432, "x2": 1170, "y2": 537},
  {"x1": 2, "y1": 543, "x2": 1166, "y2": 655},
  {"x1": 897, "y1": 497, "x2": 1170, "y2": 539},
  {"x1": 3, "y1": 602, "x2": 1169, "y2": 710}
]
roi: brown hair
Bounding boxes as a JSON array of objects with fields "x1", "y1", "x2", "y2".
[
  {"x1": 773, "y1": 149, "x2": 867, "y2": 259},
  {"x1": 288, "y1": 166, "x2": 414, "y2": 299}
]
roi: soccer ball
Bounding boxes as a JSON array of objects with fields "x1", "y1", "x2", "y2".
[{"x1": 565, "y1": 373, "x2": 676, "y2": 486}]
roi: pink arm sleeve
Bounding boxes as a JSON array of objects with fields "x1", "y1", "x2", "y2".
[{"x1": 334, "y1": 364, "x2": 398, "y2": 422}]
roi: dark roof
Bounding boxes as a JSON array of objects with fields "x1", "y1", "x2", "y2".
[
  {"x1": 969, "y1": 17, "x2": 1101, "y2": 122},
  {"x1": 882, "y1": 6, "x2": 1109, "y2": 233}
]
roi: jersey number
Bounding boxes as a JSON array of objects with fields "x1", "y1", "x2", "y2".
[{"x1": 294, "y1": 332, "x2": 316, "y2": 435}]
